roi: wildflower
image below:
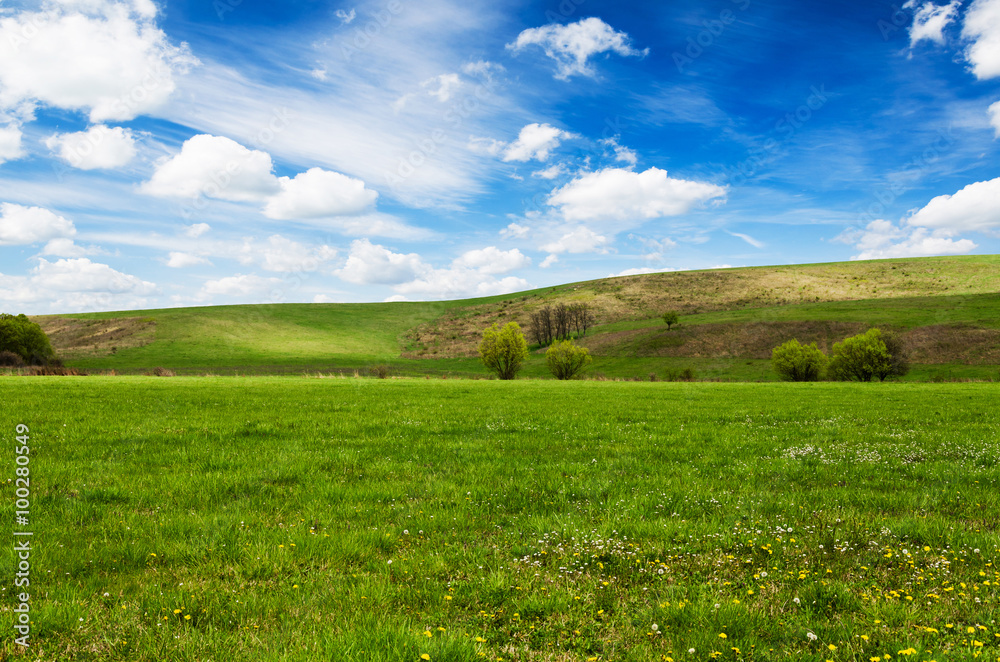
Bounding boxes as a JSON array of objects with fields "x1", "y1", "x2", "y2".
[
  {"x1": 689, "y1": 648, "x2": 696, "y2": 654},
  {"x1": 651, "y1": 624, "x2": 659, "y2": 632},
  {"x1": 828, "y1": 644, "x2": 837, "y2": 651},
  {"x1": 794, "y1": 597, "x2": 801, "y2": 605},
  {"x1": 807, "y1": 632, "x2": 818, "y2": 641},
  {"x1": 719, "y1": 633, "x2": 727, "y2": 639},
  {"x1": 421, "y1": 655, "x2": 430, "y2": 661}
]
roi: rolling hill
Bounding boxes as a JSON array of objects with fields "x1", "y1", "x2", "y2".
[{"x1": 29, "y1": 254, "x2": 1000, "y2": 380}]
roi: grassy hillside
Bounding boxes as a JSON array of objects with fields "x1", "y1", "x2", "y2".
[{"x1": 29, "y1": 255, "x2": 1000, "y2": 377}]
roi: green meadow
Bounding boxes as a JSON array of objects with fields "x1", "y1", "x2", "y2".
[{"x1": 2, "y1": 378, "x2": 998, "y2": 661}]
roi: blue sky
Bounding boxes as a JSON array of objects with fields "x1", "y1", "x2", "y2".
[{"x1": 0, "y1": 0, "x2": 998, "y2": 313}]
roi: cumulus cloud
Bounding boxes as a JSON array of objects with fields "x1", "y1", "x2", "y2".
[
  {"x1": 392, "y1": 272, "x2": 529, "y2": 300},
  {"x1": 336, "y1": 238, "x2": 427, "y2": 285},
  {"x1": 0, "y1": 2, "x2": 197, "y2": 122},
  {"x1": 904, "y1": 0, "x2": 961, "y2": 46},
  {"x1": 500, "y1": 222, "x2": 530, "y2": 239},
  {"x1": 0, "y1": 123, "x2": 23, "y2": 164},
  {"x1": 547, "y1": 167, "x2": 727, "y2": 223},
  {"x1": 142, "y1": 135, "x2": 378, "y2": 219},
  {"x1": 183, "y1": 223, "x2": 211, "y2": 238},
  {"x1": 45, "y1": 125, "x2": 137, "y2": 169},
  {"x1": 141, "y1": 134, "x2": 280, "y2": 202},
  {"x1": 838, "y1": 219, "x2": 977, "y2": 260},
  {"x1": 451, "y1": 246, "x2": 530, "y2": 274},
  {"x1": 989, "y1": 99, "x2": 1000, "y2": 136},
  {"x1": 263, "y1": 168, "x2": 378, "y2": 219},
  {"x1": 609, "y1": 266, "x2": 681, "y2": 277},
  {"x1": 541, "y1": 227, "x2": 610, "y2": 254},
  {"x1": 0, "y1": 203, "x2": 76, "y2": 245},
  {"x1": 502, "y1": 123, "x2": 572, "y2": 162},
  {"x1": 422, "y1": 73, "x2": 462, "y2": 102},
  {"x1": 602, "y1": 136, "x2": 638, "y2": 165},
  {"x1": 237, "y1": 235, "x2": 338, "y2": 273},
  {"x1": 540, "y1": 254, "x2": 559, "y2": 268},
  {"x1": 906, "y1": 177, "x2": 1000, "y2": 232},
  {"x1": 194, "y1": 274, "x2": 284, "y2": 302},
  {"x1": 166, "y1": 251, "x2": 211, "y2": 268},
  {"x1": 507, "y1": 17, "x2": 648, "y2": 79},
  {"x1": 533, "y1": 163, "x2": 566, "y2": 179},
  {"x1": 0, "y1": 257, "x2": 157, "y2": 312},
  {"x1": 40, "y1": 238, "x2": 104, "y2": 257},
  {"x1": 962, "y1": 0, "x2": 1000, "y2": 79}
]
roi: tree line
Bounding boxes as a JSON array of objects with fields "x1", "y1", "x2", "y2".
[
  {"x1": 527, "y1": 303, "x2": 594, "y2": 346},
  {"x1": 772, "y1": 328, "x2": 909, "y2": 382}
]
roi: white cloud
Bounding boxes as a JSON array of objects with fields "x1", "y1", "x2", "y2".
[
  {"x1": 0, "y1": 2, "x2": 197, "y2": 122},
  {"x1": 906, "y1": 177, "x2": 1000, "y2": 232},
  {"x1": 502, "y1": 123, "x2": 572, "y2": 162},
  {"x1": 451, "y1": 246, "x2": 530, "y2": 274},
  {"x1": 196, "y1": 274, "x2": 284, "y2": 301},
  {"x1": 0, "y1": 257, "x2": 157, "y2": 312},
  {"x1": 989, "y1": 99, "x2": 1000, "y2": 136},
  {"x1": 335, "y1": 8, "x2": 356, "y2": 24},
  {"x1": 540, "y1": 254, "x2": 558, "y2": 268},
  {"x1": 263, "y1": 168, "x2": 378, "y2": 219},
  {"x1": 507, "y1": 17, "x2": 648, "y2": 80},
  {"x1": 237, "y1": 235, "x2": 337, "y2": 273},
  {"x1": 602, "y1": 136, "x2": 638, "y2": 166},
  {"x1": 32, "y1": 257, "x2": 156, "y2": 294},
  {"x1": 533, "y1": 163, "x2": 566, "y2": 179},
  {"x1": 547, "y1": 167, "x2": 727, "y2": 223},
  {"x1": 500, "y1": 222, "x2": 530, "y2": 239},
  {"x1": 727, "y1": 231, "x2": 766, "y2": 249},
  {"x1": 839, "y1": 219, "x2": 977, "y2": 260},
  {"x1": 541, "y1": 227, "x2": 610, "y2": 254},
  {"x1": 0, "y1": 124, "x2": 23, "y2": 164},
  {"x1": 609, "y1": 266, "x2": 681, "y2": 277},
  {"x1": 905, "y1": 0, "x2": 961, "y2": 46},
  {"x1": 962, "y1": 0, "x2": 1000, "y2": 79},
  {"x1": 141, "y1": 134, "x2": 280, "y2": 203},
  {"x1": 183, "y1": 223, "x2": 211, "y2": 238},
  {"x1": 0, "y1": 203, "x2": 76, "y2": 245},
  {"x1": 45, "y1": 125, "x2": 137, "y2": 170},
  {"x1": 40, "y1": 238, "x2": 103, "y2": 257},
  {"x1": 422, "y1": 73, "x2": 462, "y2": 102},
  {"x1": 166, "y1": 251, "x2": 211, "y2": 268},
  {"x1": 468, "y1": 137, "x2": 506, "y2": 156},
  {"x1": 392, "y1": 271, "x2": 529, "y2": 300},
  {"x1": 336, "y1": 238, "x2": 427, "y2": 285}
]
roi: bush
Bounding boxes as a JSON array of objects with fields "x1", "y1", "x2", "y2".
[
  {"x1": 662, "y1": 310, "x2": 680, "y2": 330},
  {"x1": 829, "y1": 328, "x2": 891, "y2": 382},
  {"x1": 149, "y1": 367, "x2": 176, "y2": 377},
  {"x1": 771, "y1": 339, "x2": 828, "y2": 382},
  {"x1": 679, "y1": 367, "x2": 697, "y2": 382},
  {"x1": 879, "y1": 330, "x2": 910, "y2": 381},
  {"x1": 368, "y1": 365, "x2": 391, "y2": 379},
  {"x1": 545, "y1": 339, "x2": 592, "y2": 380},
  {"x1": 0, "y1": 313, "x2": 57, "y2": 365},
  {"x1": 0, "y1": 350, "x2": 24, "y2": 367},
  {"x1": 479, "y1": 322, "x2": 529, "y2": 380}
]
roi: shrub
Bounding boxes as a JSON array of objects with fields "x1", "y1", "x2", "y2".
[
  {"x1": 662, "y1": 310, "x2": 680, "y2": 330},
  {"x1": 0, "y1": 350, "x2": 24, "y2": 367},
  {"x1": 368, "y1": 365, "x2": 391, "y2": 379},
  {"x1": 829, "y1": 328, "x2": 891, "y2": 382},
  {"x1": 149, "y1": 367, "x2": 176, "y2": 377},
  {"x1": 679, "y1": 367, "x2": 697, "y2": 382},
  {"x1": 771, "y1": 339, "x2": 827, "y2": 382},
  {"x1": 545, "y1": 339, "x2": 592, "y2": 380},
  {"x1": 878, "y1": 330, "x2": 910, "y2": 381},
  {"x1": 0, "y1": 313, "x2": 58, "y2": 365},
  {"x1": 479, "y1": 322, "x2": 529, "y2": 380}
]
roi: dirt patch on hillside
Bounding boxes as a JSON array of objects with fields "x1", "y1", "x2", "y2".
[
  {"x1": 905, "y1": 325, "x2": 1000, "y2": 364},
  {"x1": 34, "y1": 316, "x2": 156, "y2": 359},
  {"x1": 403, "y1": 259, "x2": 998, "y2": 359}
]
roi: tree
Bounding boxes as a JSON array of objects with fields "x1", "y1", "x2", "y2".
[
  {"x1": 479, "y1": 322, "x2": 529, "y2": 380},
  {"x1": 828, "y1": 328, "x2": 891, "y2": 382},
  {"x1": 546, "y1": 339, "x2": 592, "y2": 380},
  {"x1": 877, "y1": 330, "x2": 910, "y2": 381},
  {"x1": 0, "y1": 313, "x2": 57, "y2": 365},
  {"x1": 662, "y1": 310, "x2": 679, "y2": 330},
  {"x1": 771, "y1": 339, "x2": 827, "y2": 382}
]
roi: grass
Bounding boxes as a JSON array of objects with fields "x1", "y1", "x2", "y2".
[{"x1": 2, "y1": 377, "x2": 998, "y2": 661}]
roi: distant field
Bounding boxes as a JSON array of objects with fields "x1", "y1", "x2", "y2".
[
  {"x1": 1, "y1": 378, "x2": 998, "y2": 661},
  {"x1": 28, "y1": 255, "x2": 1000, "y2": 378}
]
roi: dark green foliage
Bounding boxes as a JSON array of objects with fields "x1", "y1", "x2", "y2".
[
  {"x1": 878, "y1": 329, "x2": 910, "y2": 381},
  {"x1": 662, "y1": 310, "x2": 679, "y2": 330},
  {"x1": 0, "y1": 313, "x2": 57, "y2": 365},
  {"x1": 771, "y1": 339, "x2": 828, "y2": 382},
  {"x1": 545, "y1": 340, "x2": 592, "y2": 380}
]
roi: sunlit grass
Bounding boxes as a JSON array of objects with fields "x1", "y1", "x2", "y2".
[{"x1": 1, "y1": 378, "x2": 998, "y2": 661}]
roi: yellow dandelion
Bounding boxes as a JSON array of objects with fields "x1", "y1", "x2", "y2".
[
  {"x1": 719, "y1": 633, "x2": 727, "y2": 639},
  {"x1": 828, "y1": 644, "x2": 837, "y2": 651},
  {"x1": 420, "y1": 655, "x2": 430, "y2": 661}
]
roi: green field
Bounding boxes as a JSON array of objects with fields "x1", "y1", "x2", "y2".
[{"x1": 2, "y1": 378, "x2": 998, "y2": 661}]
